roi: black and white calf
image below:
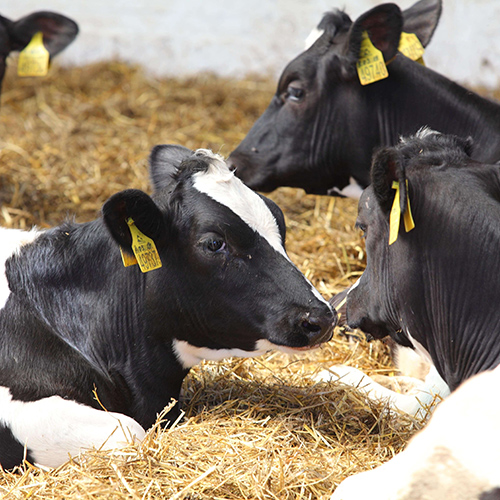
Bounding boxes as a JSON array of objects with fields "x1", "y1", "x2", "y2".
[
  {"x1": 0, "y1": 146, "x2": 335, "y2": 469},
  {"x1": 0, "y1": 11, "x2": 78, "y2": 93},
  {"x1": 319, "y1": 130, "x2": 500, "y2": 414},
  {"x1": 317, "y1": 130, "x2": 500, "y2": 496},
  {"x1": 228, "y1": 0, "x2": 500, "y2": 197}
]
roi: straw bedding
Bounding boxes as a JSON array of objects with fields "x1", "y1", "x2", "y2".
[{"x1": 0, "y1": 60, "x2": 437, "y2": 499}]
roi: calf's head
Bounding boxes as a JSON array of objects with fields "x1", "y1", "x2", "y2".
[
  {"x1": 0, "y1": 11, "x2": 78, "y2": 91},
  {"x1": 104, "y1": 146, "x2": 336, "y2": 367},
  {"x1": 228, "y1": 0, "x2": 441, "y2": 195},
  {"x1": 346, "y1": 130, "x2": 500, "y2": 356}
]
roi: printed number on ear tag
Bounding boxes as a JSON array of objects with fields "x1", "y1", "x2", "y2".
[
  {"x1": 18, "y1": 32, "x2": 50, "y2": 77},
  {"x1": 398, "y1": 32, "x2": 425, "y2": 65},
  {"x1": 122, "y1": 218, "x2": 162, "y2": 273},
  {"x1": 357, "y1": 31, "x2": 389, "y2": 85}
]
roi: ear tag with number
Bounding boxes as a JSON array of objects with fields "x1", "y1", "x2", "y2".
[
  {"x1": 398, "y1": 32, "x2": 425, "y2": 66},
  {"x1": 389, "y1": 180, "x2": 415, "y2": 245},
  {"x1": 357, "y1": 31, "x2": 389, "y2": 85},
  {"x1": 122, "y1": 218, "x2": 162, "y2": 273},
  {"x1": 18, "y1": 32, "x2": 50, "y2": 77}
]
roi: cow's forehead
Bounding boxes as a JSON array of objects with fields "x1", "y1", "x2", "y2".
[{"x1": 192, "y1": 150, "x2": 286, "y2": 257}]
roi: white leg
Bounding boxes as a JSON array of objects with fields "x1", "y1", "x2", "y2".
[
  {"x1": 315, "y1": 364, "x2": 449, "y2": 417},
  {"x1": 0, "y1": 387, "x2": 146, "y2": 468},
  {"x1": 331, "y1": 366, "x2": 500, "y2": 499}
]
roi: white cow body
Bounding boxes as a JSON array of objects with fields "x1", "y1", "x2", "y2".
[{"x1": 331, "y1": 365, "x2": 500, "y2": 499}]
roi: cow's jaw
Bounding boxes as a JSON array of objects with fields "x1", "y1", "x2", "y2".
[{"x1": 172, "y1": 338, "x2": 328, "y2": 369}]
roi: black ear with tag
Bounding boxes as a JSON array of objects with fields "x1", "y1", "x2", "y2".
[
  {"x1": 149, "y1": 144, "x2": 194, "y2": 193},
  {"x1": 371, "y1": 146, "x2": 407, "y2": 214},
  {"x1": 10, "y1": 12, "x2": 78, "y2": 56},
  {"x1": 102, "y1": 189, "x2": 166, "y2": 253},
  {"x1": 402, "y1": 0, "x2": 442, "y2": 47},
  {"x1": 346, "y1": 3, "x2": 403, "y2": 64}
]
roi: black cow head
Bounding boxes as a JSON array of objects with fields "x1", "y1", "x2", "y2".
[
  {"x1": 0, "y1": 11, "x2": 78, "y2": 92},
  {"x1": 345, "y1": 130, "x2": 500, "y2": 366},
  {"x1": 228, "y1": 0, "x2": 442, "y2": 195},
  {"x1": 103, "y1": 146, "x2": 336, "y2": 367}
]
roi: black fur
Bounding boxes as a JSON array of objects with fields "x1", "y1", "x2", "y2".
[
  {"x1": 0, "y1": 147, "x2": 335, "y2": 469},
  {"x1": 228, "y1": 0, "x2": 500, "y2": 197},
  {"x1": 0, "y1": 424, "x2": 35, "y2": 469}
]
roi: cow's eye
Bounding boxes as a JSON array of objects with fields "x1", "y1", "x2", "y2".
[
  {"x1": 203, "y1": 236, "x2": 226, "y2": 253},
  {"x1": 284, "y1": 84, "x2": 304, "y2": 102},
  {"x1": 355, "y1": 222, "x2": 367, "y2": 238}
]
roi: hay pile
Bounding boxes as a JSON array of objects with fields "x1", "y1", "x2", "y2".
[{"x1": 0, "y1": 61, "x2": 422, "y2": 499}]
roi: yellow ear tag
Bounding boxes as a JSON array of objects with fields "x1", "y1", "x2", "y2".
[
  {"x1": 398, "y1": 32, "x2": 425, "y2": 66},
  {"x1": 17, "y1": 32, "x2": 50, "y2": 77},
  {"x1": 389, "y1": 180, "x2": 415, "y2": 245},
  {"x1": 357, "y1": 31, "x2": 389, "y2": 85},
  {"x1": 125, "y1": 218, "x2": 162, "y2": 273},
  {"x1": 120, "y1": 247, "x2": 138, "y2": 267}
]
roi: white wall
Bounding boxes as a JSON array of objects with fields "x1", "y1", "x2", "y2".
[{"x1": 4, "y1": 0, "x2": 500, "y2": 89}]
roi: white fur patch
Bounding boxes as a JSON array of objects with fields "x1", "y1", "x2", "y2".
[
  {"x1": 173, "y1": 338, "x2": 323, "y2": 369},
  {"x1": 315, "y1": 363, "x2": 448, "y2": 417},
  {"x1": 331, "y1": 366, "x2": 500, "y2": 499},
  {"x1": 304, "y1": 28, "x2": 324, "y2": 50},
  {"x1": 400, "y1": 126, "x2": 441, "y2": 144},
  {"x1": 406, "y1": 328, "x2": 433, "y2": 366},
  {"x1": 192, "y1": 149, "x2": 286, "y2": 258},
  {"x1": 0, "y1": 227, "x2": 40, "y2": 310},
  {"x1": 0, "y1": 386, "x2": 145, "y2": 468},
  {"x1": 192, "y1": 150, "x2": 331, "y2": 308},
  {"x1": 328, "y1": 177, "x2": 364, "y2": 199}
]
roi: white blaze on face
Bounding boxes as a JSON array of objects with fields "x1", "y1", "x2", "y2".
[
  {"x1": 0, "y1": 227, "x2": 41, "y2": 310},
  {"x1": 192, "y1": 150, "x2": 331, "y2": 307},
  {"x1": 192, "y1": 149, "x2": 286, "y2": 258},
  {"x1": 304, "y1": 27, "x2": 324, "y2": 50}
]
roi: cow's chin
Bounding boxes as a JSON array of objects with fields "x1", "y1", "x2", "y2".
[
  {"x1": 257, "y1": 339, "x2": 328, "y2": 355},
  {"x1": 348, "y1": 318, "x2": 392, "y2": 341}
]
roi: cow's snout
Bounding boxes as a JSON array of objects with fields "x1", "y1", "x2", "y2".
[{"x1": 299, "y1": 306, "x2": 336, "y2": 347}]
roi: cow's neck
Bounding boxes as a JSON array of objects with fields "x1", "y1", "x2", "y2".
[
  {"x1": 5, "y1": 220, "x2": 187, "y2": 426},
  {"x1": 374, "y1": 57, "x2": 500, "y2": 162}
]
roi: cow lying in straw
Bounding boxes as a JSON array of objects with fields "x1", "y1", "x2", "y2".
[
  {"x1": 316, "y1": 130, "x2": 500, "y2": 497},
  {"x1": 0, "y1": 145, "x2": 335, "y2": 469}
]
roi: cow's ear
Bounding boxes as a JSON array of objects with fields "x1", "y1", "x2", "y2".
[
  {"x1": 371, "y1": 147, "x2": 407, "y2": 214},
  {"x1": 102, "y1": 189, "x2": 166, "y2": 252},
  {"x1": 347, "y1": 4, "x2": 403, "y2": 63},
  {"x1": 10, "y1": 12, "x2": 78, "y2": 56},
  {"x1": 402, "y1": 0, "x2": 442, "y2": 47},
  {"x1": 149, "y1": 144, "x2": 194, "y2": 193}
]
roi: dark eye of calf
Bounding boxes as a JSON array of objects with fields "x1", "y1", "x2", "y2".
[
  {"x1": 202, "y1": 235, "x2": 226, "y2": 253},
  {"x1": 355, "y1": 220, "x2": 367, "y2": 238},
  {"x1": 282, "y1": 82, "x2": 305, "y2": 103}
]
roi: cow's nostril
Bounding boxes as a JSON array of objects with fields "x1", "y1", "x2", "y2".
[
  {"x1": 300, "y1": 310, "x2": 335, "y2": 346},
  {"x1": 226, "y1": 157, "x2": 237, "y2": 172}
]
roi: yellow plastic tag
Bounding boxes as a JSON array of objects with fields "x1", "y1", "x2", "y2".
[
  {"x1": 126, "y1": 218, "x2": 162, "y2": 273},
  {"x1": 403, "y1": 184, "x2": 415, "y2": 232},
  {"x1": 389, "y1": 180, "x2": 415, "y2": 245},
  {"x1": 120, "y1": 247, "x2": 138, "y2": 267},
  {"x1": 17, "y1": 32, "x2": 50, "y2": 77},
  {"x1": 398, "y1": 32, "x2": 425, "y2": 65},
  {"x1": 357, "y1": 31, "x2": 389, "y2": 85}
]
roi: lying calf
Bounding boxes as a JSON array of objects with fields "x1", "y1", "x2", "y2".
[
  {"x1": 321, "y1": 130, "x2": 500, "y2": 496},
  {"x1": 332, "y1": 366, "x2": 500, "y2": 499},
  {"x1": 0, "y1": 146, "x2": 335, "y2": 469}
]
